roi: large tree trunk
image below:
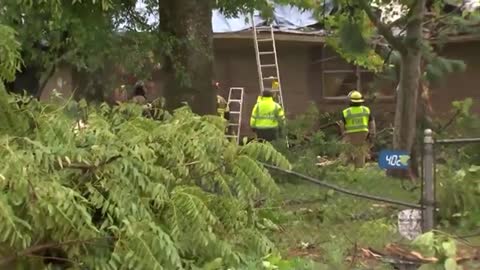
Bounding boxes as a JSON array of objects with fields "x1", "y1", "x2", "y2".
[
  {"x1": 390, "y1": 0, "x2": 426, "y2": 179},
  {"x1": 159, "y1": 0, "x2": 216, "y2": 115}
]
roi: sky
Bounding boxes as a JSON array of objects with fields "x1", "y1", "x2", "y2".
[{"x1": 127, "y1": 0, "x2": 480, "y2": 33}]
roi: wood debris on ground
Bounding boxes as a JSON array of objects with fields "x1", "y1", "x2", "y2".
[
  {"x1": 357, "y1": 243, "x2": 480, "y2": 269},
  {"x1": 316, "y1": 156, "x2": 336, "y2": 167},
  {"x1": 286, "y1": 241, "x2": 322, "y2": 260}
]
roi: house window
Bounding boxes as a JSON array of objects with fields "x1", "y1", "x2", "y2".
[{"x1": 320, "y1": 46, "x2": 395, "y2": 101}]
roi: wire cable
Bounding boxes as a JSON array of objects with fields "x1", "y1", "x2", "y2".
[{"x1": 261, "y1": 162, "x2": 424, "y2": 209}]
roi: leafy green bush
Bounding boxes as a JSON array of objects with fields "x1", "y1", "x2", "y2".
[
  {"x1": 437, "y1": 166, "x2": 480, "y2": 230},
  {"x1": 435, "y1": 99, "x2": 480, "y2": 230},
  {"x1": 0, "y1": 24, "x2": 22, "y2": 82},
  {"x1": 270, "y1": 104, "x2": 345, "y2": 184},
  {"x1": 412, "y1": 231, "x2": 463, "y2": 270},
  {"x1": 239, "y1": 253, "x2": 324, "y2": 270},
  {"x1": 283, "y1": 104, "x2": 341, "y2": 145},
  {"x1": 437, "y1": 98, "x2": 480, "y2": 164},
  {"x1": 0, "y1": 91, "x2": 291, "y2": 269}
]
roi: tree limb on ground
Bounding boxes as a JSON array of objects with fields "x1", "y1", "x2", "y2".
[
  {"x1": 0, "y1": 238, "x2": 108, "y2": 267},
  {"x1": 56, "y1": 155, "x2": 121, "y2": 170}
]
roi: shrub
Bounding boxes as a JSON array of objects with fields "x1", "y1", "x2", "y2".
[
  {"x1": 0, "y1": 90, "x2": 291, "y2": 269},
  {"x1": 435, "y1": 99, "x2": 480, "y2": 230},
  {"x1": 436, "y1": 166, "x2": 480, "y2": 230}
]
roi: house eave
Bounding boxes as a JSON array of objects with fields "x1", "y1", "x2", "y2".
[
  {"x1": 430, "y1": 33, "x2": 480, "y2": 44},
  {"x1": 214, "y1": 30, "x2": 480, "y2": 45},
  {"x1": 213, "y1": 31, "x2": 326, "y2": 44}
]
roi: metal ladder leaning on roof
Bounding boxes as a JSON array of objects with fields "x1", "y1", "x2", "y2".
[
  {"x1": 226, "y1": 87, "x2": 244, "y2": 144},
  {"x1": 251, "y1": 15, "x2": 285, "y2": 110},
  {"x1": 251, "y1": 16, "x2": 289, "y2": 146}
]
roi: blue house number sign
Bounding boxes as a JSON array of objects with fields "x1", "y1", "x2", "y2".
[{"x1": 378, "y1": 150, "x2": 410, "y2": 170}]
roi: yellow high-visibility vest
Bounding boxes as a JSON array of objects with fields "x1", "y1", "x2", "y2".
[
  {"x1": 250, "y1": 97, "x2": 285, "y2": 129},
  {"x1": 342, "y1": 106, "x2": 370, "y2": 133}
]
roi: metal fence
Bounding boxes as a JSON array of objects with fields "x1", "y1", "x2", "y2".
[{"x1": 421, "y1": 129, "x2": 480, "y2": 231}]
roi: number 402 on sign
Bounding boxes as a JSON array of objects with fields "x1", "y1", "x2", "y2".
[{"x1": 378, "y1": 150, "x2": 410, "y2": 170}]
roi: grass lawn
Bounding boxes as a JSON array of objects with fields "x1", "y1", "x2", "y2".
[{"x1": 259, "y1": 163, "x2": 479, "y2": 269}]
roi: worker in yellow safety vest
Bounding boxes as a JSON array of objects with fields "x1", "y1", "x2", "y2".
[
  {"x1": 214, "y1": 81, "x2": 230, "y2": 121},
  {"x1": 339, "y1": 90, "x2": 376, "y2": 168},
  {"x1": 254, "y1": 79, "x2": 279, "y2": 103},
  {"x1": 250, "y1": 90, "x2": 285, "y2": 142}
]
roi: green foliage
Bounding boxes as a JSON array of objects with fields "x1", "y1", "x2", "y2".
[
  {"x1": 449, "y1": 98, "x2": 480, "y2": 137},
  {"x1": 326, "y1": 38, "x2": 385, "y2": 72},
  {"x1": 0, "y1": 0, "x2": 161, "y2": 95},
  {"x1": 0, "y1": 91, "x2": 291, "y2": 269},
  {"x1": 274, "y1": 104, "x2": 344, "y2": 164},
  {"x1": 337, "y1": 13, "x2": 369, "y2": 55},
  {"x1": 313, "y1": 0, "x2": 480, "y2": 84},
  {"x1": 0, "y1": 24, "x2": 22, "y2": 82},
  {"x1": 0, "y1": 0, "x2": 319, "y2": 94},
  {"x1": 437, "y1": 165, "x2": 480, "y2": 230},
  {"x1": 238, "y1": 253, "x2": 323, "y2": 270},
  {"x1": 1, "y1": 0, "x2": 110, "y2": 66},
  {"x1": 413, "y1": 232, "x2": 461, "y2": 270},
  {"x1": 262, "y1": 168, "x2": 415, "y2": 269},
  {"x1": 324, "y1": 10, "x2": 384, "y2": 72},
  {"x1": 434, "y1": 99, "x2": 480, "y2": 231},
  {"x1": 0, "y1": 22, "x2": 29, "y2": 137},
  {"x1": 425, "y1": 57, "x2": 466, "y2": 82},
  {"x1": 0, "y1": 87, "x2": 33, "y2": 137},
  {"x1": 216, "y1": 0, "x2": 314, "y2": 18}
]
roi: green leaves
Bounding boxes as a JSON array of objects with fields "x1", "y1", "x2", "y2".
[
  {"x1": 452, "y1": 98, "x2": 473, "y2": 116},
  {"x1": 413, "y1": 232, "x2": 436, "y2": 256},
  {"x1": 240, "y1": 142, "x2": 291, "y2": 170},
  {"x1": 338, "y1": 16, "x2": 369, "y2": 55},
  {"x1": 321, "y1": 6, "x2": 385, "y2": 72},
  {"x1": 413, "y1": 231, "x2": 463, "y2": 269},
  {"x1": 1, "y1": 0, "x2": 156, "y2": 94},
  {"x1": 425, "y1": 56, "x2": 466, "y2": 82},
  {"x1": 0, "y1": 87, "x2": 33, "y2": 137},
  {"x1": 0, "y1": 25, "x2": 22, "y2": 82},
  {"x1": 442, "y1": 240, "x2": 457, "y2": 258},
  {"x1": 0, "y1": 97, "x2": 289, "y2": 268},
  {"x1": 444, "y1": 258, "x2": 458, "y2": 270}
]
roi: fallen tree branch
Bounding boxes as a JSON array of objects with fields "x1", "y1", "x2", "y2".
[
  {"x1": 0, "y1": 238, "x2": 107, "y2": 267},
  {"x1": 435, "y1": 109, "x2": 461, "y2": 132},
  {"x1": 283, "y1": 198, "x2": 327, "y2": 206},
  {"x1": 260, "y1": 163, "x2": 424, "y2": 209},
  {"x1": 456, "y1": 231, "x2": 480, "y2": 240},
  {"x1": 26, "y1": 254, "x2": 75, "y2": 264},
  {"x1": 318, "y1": 121, "x2": 340, "y2": 130},
  {"x1": 57, "y1": 155, "x2": 121, "y2": 171}
]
